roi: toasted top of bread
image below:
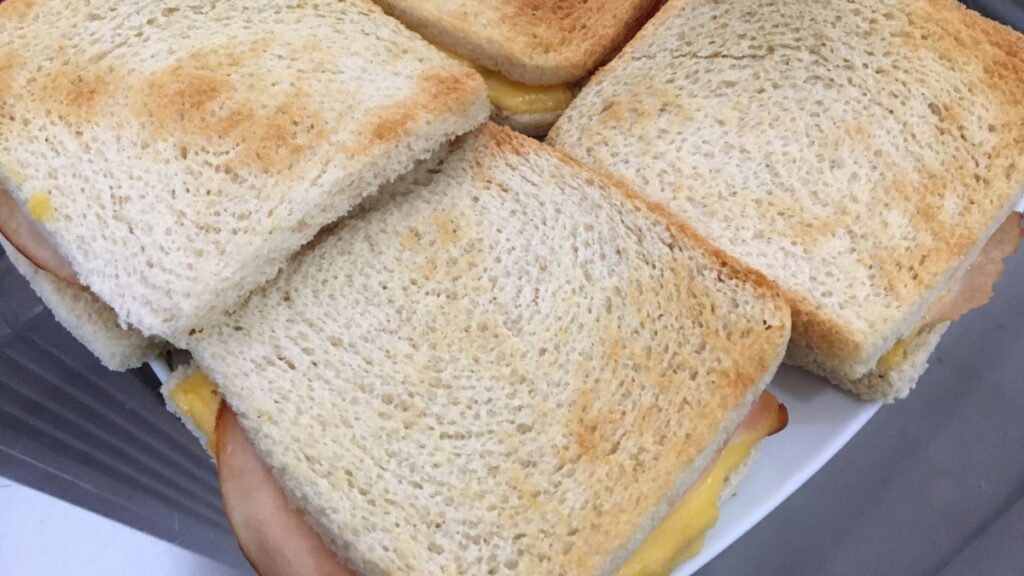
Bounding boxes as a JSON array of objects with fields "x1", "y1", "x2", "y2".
[
  {"x1": 0, "y1": 0, "x2": 489, "y2": 343},
  {"x1": 372, "y1": 0, "x2": 661, "y2": 85},
  {"x1": 189, "y1": 124, "x2": 790, "y2": 576},
  {"x1": 550, "y1": 0, "x2": 1024, "y2": 379},
  {"x1": 1, "y1": 237, "x2": 163, "y2": 371}
]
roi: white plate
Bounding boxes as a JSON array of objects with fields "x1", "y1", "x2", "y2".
[{"x1": 149, "y1": 357, "x2": 880, "y2": 575}]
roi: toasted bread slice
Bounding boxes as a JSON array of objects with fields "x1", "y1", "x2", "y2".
[
  {"x1": 189, "y1": 124, "x2": 790, "y2": 575},
  {"x1": 550, "y1": 0, "x2": 1024, "y2": 397},
  {"x1": 1, "y1": 237, "x2": 163, "y2": 371},
  {"x1": 372, "y1": 0, "x2": 661, "y2": 85},
  {"x1": 0, "y1": 0, "x2": 488, "y2": 344}
]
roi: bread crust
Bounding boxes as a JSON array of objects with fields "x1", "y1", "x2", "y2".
[{"x1": 373, "y1": 0, "x2": 662, "y2": 85}]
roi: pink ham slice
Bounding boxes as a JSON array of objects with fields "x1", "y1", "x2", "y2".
[
  {"x1": 733, "y1": 390, "x2": 788, "y2": 440},
  {"x1": 217, "y1": 404, "x2": 355, "y2": 576},
  {"x1": 0, "y1": 187, "x2": 79, "y2": 285},
  {"x1": 925, "y1": 212, "x2": 1022, "y2": 325}
]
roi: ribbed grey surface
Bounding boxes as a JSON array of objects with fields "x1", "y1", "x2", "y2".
[{"x1": 0, "y1": 257, "x2": 249, "y2": 571}]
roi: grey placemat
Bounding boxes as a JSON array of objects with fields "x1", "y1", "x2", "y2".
[{"x1": 0, "y1": 257, "x2": 249, "y2": 571}]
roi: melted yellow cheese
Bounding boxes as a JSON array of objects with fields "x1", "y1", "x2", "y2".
[
  {"x1": 876, "y1": 339, "x2": 908, "y2": 373},
  {"x1": 474, "y1": 67, "x2": 574, "y2": 115},
  {"x1": 615, "y1": 432, "x2": 765, "y2": 576},
  {"x1": 437, "y1": 48, "x2": 574, "y2": 115},
  {"x1": 877, "y1": 323, "x2": 934, "y2": 374},
  {"x1": 168, "y1": 371, "x2": 222, "y2": 454},
  {"x1": 27, "y1": 193, "x2": 54, "y2": 222}
]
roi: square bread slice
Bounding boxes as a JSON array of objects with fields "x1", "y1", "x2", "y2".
[
  {"x1": 0, "y1": 0, "x2": 489, "y2": 344},
  {"x1": 550, "y1": 0, "x2": 1024, "y2": 399},
  {"x1": 1, "y1": 237, "x2": 163, "y2": 371},
  {"x1": 188, "y1": 124, "x2": 791, "y2": 575},
  {"x1": 372, "y1": 0, "x2": 662, "y2": 85}
]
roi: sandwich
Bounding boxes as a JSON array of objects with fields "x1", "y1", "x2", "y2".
[
  {"x1": 549, "y1": 0, "x2": 1024, "y2": 401},
  {"x1": 163, "y1": 124, "x2": 791, "y2": 575},
  {"x1": 372, "y1": 0, "x2": 662, "y2": 136},
  {"x1": 0, "y1": 0, "x2": 489, "y2": 354}
]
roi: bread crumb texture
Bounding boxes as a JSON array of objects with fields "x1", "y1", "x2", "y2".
[
  {"x1": 191, "y1": 126, "x2": 789, "y2": 576},
  {"x1": 0, "y1": 0, "x2": 488, "y2": 342},
  {"x1": 551, "y1": 0, "x2": 1024, "y2": 375}
]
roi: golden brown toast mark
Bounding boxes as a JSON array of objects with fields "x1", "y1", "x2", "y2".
[
  {"x1": 43, "y1": 65, "x2": 122, "y2": 123},
  {"x1": 354, "y1": 69, "x2": 483, "y2": 157},
  {"x1": 0, "y1": 0, "x2": 38, "y2": 21},
  {"x1": 133, "y1": 46, "x2": 329, "y2": 175},
  {"x1": 0, "y1": 49, "x2": 20, "y2": 102}
]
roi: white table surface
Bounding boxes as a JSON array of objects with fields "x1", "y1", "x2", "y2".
[{"x1": 0, "y1": 478, "x2": 241, "y2": 576}]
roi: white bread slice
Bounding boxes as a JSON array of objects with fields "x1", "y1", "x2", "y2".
[
  {"x1": 550, "y1": 0, "x2": 1024, "y2": 397},
  {"x1": 1, "y1": 237, "x2": 163, "y2": 371},
  {"x1": 372, "y1": 0, "x2": 661, "y2": 85},
  {"x1": 188, "y1": 124, "x2": 791, "y2": 576},
  {"x1": 0, "y1": 0, "x2": 489, "y2": 344}
]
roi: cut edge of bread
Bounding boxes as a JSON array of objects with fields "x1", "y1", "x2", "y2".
[
  {"x1": 1, "y1": 236, "x2": 164, "y2": 371},
  {"x1": 787, "y1": 321, "x2": 950, "y2": 403}
]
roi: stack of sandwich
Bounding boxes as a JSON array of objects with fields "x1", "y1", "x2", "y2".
[{"x1": 0, "y1": 0, "x2": 1020, "y2": 575}]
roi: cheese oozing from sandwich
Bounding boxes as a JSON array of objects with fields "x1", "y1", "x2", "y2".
[
  {"x1": 875, "y1": 212, "x2": 1022, "y2": 374},
  {"x1": 168, "y1": 370, "x2": 222, "y2": 453},
  {"x1": 166, "y1": 372, "x2": 785, "y2": 576},
  {"x1": 615, "y1": 391, "x2": 788, "y2": 576},
  {"x1": 434, "y1": 49, "x2": 573, "y2": 115},
  {"x1": 472, "y1": 66, "x2": 575, "y2": 115}
]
